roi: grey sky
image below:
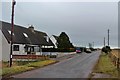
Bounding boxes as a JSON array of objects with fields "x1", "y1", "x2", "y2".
[
  {"x1": 1, "y1": 1, "x2": 118, "y2": 48},
  {"x1": 1, "y1": 0, "x2": 119, "y2": 2}
]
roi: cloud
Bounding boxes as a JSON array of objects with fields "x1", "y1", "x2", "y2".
[{"x1": 1, "y1": 2, "x2": 118, "y2": 47}]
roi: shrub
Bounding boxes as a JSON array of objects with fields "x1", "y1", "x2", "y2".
[{"x1": 102, "y1": 46, "x2": 111, "y2": 54}]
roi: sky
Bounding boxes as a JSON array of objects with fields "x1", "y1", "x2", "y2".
[{"x1": 1, "y1": 0, "x2": 119, "y2": 48}]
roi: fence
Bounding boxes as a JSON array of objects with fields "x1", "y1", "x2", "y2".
[
  {"x1": 12, "y1": 55, "x2": 49, "y2": 61},
  {"x1": 42, "y1": 48, "x2": 75, "y2": 52},
  {"x1": 109, "y1": 49, "x2": 120, "y2": 69}
]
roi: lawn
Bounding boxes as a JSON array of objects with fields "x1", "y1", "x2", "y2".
[
  {"x1": 92, "y1": 52, "x2": 119, "y2": 78},
  {"x1": 1, "y1": 60, "x2": 57, "y2": 77}
]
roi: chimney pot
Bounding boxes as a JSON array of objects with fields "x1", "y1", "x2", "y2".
[{"x1": 28, "y1": 25, "x2": 34, "y2": 33}]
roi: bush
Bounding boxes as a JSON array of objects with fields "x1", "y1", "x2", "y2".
[
  {"x1": 102, "y1": 46, "x2": 111, "y2": 54},
  {"x1": 90, "y1": 48, "x2": 95, "y2": 51}
]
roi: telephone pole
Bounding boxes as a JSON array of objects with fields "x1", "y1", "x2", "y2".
[
  {"x1": 93, "y1": 42, "x2": 94, "y2": 48},
  {"x1": 10, "y1": 0, "x2": 16, "y2": 67},
  {"x1": 104, "y1": 37, "x2": 105, "y2": 47},
  {"x1": 108, "y1": 29, "x2": 110, "y2": 46}
]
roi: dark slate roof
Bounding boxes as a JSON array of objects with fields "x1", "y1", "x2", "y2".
[{"x1": 1, "y1": 21, "x2": 54, "y2": 46}]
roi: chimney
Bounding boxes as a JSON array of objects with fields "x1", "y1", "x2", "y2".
[{"x1": 28, "y1": 25, "x2": 34, "y2": 33}]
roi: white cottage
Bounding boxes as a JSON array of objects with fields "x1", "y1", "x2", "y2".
[
  {"x1": 1, "y1": 21, "x2": 54, "y2": 61},
  {"x1": 0, "y1": 29, "x2": 2, "y2": 61},
  {"x1": 50, "y1": 35, "x2": 59, "y2": 48}
]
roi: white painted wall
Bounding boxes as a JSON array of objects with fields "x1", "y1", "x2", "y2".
[
  {"x1": 1, "y1": 30, "x2": 43, "y2": 61},
  {"x1": 13, "y1": 44, "x2": 27, "y2": 55},
  {"x1": 0, "y1": 30, "x2": 2, "y2": 61},
  {"x1": 2, "y1": 31, "x2": 10, "y2": 61},
  {"x1": 36, "y1": 52, "x2": 41, "y2": 55},
  {"x1": 50, "y1": 36, "x2": 58, "y2": 48},
  {"x1": 13, "y1": 44, "x2": 42, "y2": 55},
  {"x1": 20, "y1": 44, "x2": 27, "y2": 55}
]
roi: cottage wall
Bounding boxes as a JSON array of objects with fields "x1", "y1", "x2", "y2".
[
  {"x1": 0, "y1": 30, "x2": 2, "y2": 61},
  {"x1": 1, "y1": 21, "x2": 55, "y2": 61},
  {"x1": 36, "y1": 52, "x2": 42, "y2": 55},
  {"x1": 2, "y1": 31, "x2": 10, "y2": 61},
  {"x1": 13, "y1": 44, "x2": 27, "y2": 55},
  {"x1": 13, "y1": 44, "x2": 42, "y2": 55}
]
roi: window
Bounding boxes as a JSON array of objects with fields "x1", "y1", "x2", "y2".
[
  {"x1": 8, "y1": 30, "x2": 11, "y2": 34},
  {"x1": 24, "y1": 46, "x2": 35, "y2": 54},
  {"x1": 34, "y1": 47, "x2": 40, "y2": 52},
  {"x1": 46, "y1": 37, "x2": 49, "y2": 42},
  {"x1": 8, "y1": 30, "x2": 14, "y2": 35},
  {"x1": 23, "y1": 33, "x2": 28, "y2": 38},
  {"x1": 13, "y1": 45, "x2": 19, "y2": 51},
  {"x1": 44, "y1": 36, "x2": 49, "y2": 42},
  {"x1": 30, "y1": 46, "x2": 34, "y2": 52}
]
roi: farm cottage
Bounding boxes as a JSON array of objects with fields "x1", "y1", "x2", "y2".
[{"x1": 0, "y1": 21, "x2": 54, "y2": 61}]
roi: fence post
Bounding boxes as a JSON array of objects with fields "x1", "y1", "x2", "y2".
[
  {"x1": 117, "y1": 58, "x2": 120, "y2": 79},
  {"x1": 117, "y1": 58, "x2": 119, "y2": 69}
]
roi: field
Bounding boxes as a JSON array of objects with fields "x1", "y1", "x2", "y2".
[
  {"x1": 110, "y1": 49, "x2": 120, "y2": 68},
  {"x1": 111, "y1": 49, "x2": 120, "y2": 58}
]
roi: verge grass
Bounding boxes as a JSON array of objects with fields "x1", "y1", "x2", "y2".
[
  {"x1": 1, "y1": 60, "x2": 57, "y2": 77},
  {"x1": 93, "y1": 52, "x2": 118, "y2": 78}
]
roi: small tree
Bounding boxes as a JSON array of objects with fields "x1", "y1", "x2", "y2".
[
  {"x1": 102, "y1": 46, "x2": 111, "y2": 54},
  {"x1": 57, "y1": 32, "x2": 74, "y2": 48}
]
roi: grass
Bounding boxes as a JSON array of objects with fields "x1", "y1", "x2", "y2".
[
  {"x1": 0, "y1": 69, "x2": 2, "y2": 76},
  {"x1": 92, "y1": 52, "x2": 118, "y2": 78},
  {"x1": 2, "y1": 66, "x2": 34, "y2": 77},
  {"x1": 1, "y1": 60, "x2": 57, "y2": 77}
]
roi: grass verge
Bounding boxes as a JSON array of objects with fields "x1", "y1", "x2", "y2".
[
  {"x1": 1, "y1": 60, "x2": 57, "y2": 77},
  {"x1": 91, "y1": 52, "x2": 118, "y2": 78}
]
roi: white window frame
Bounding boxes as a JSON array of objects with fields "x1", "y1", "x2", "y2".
[
  {"x1": 8, "y1": 30, "x2": 15, "y2": 35},
  {"x1": 23, "y1": 33, "x2": 28, "y2": 38}
]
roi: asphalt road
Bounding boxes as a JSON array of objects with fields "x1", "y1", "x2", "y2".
[{"x1": 12, "y1": 51, "x2": 101, "y2": 78}]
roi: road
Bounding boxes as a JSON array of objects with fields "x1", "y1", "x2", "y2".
[{"x1": 12, "y1": 51, "x2": 101, "y2": 78}]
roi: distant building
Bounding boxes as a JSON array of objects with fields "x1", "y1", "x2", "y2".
[
  {"x1": 50, "y1": 35, "x2": 59, "y2": 48},
  {"x1": 1, "y1": 21, "x2": 54, "y2": 61}
]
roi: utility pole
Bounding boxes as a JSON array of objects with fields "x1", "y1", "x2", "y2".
[
  {"x1": 108, "y1": 29, "x2": 110, "y2": 46},
  {"x1": 93, "y1": 42, "x2": 94, "y2": 48},
  {"x1": 10, "y1": 0, "x2": 16, "y2": 67},
  {"x1": 104, "y1": 37, "x2": 105, "y2": 47}
]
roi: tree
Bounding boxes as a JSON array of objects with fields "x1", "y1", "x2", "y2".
[
  {"x1": 102, "y1": 46, "x2": 111, "y2": 54},
  {"x1": 57, "y1": 32, "x2": 74, "y2": 48}
]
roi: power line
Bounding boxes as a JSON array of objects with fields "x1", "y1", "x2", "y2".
[{"x1": 104, "y1": 37, "x2": 105, "y2": 47}]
